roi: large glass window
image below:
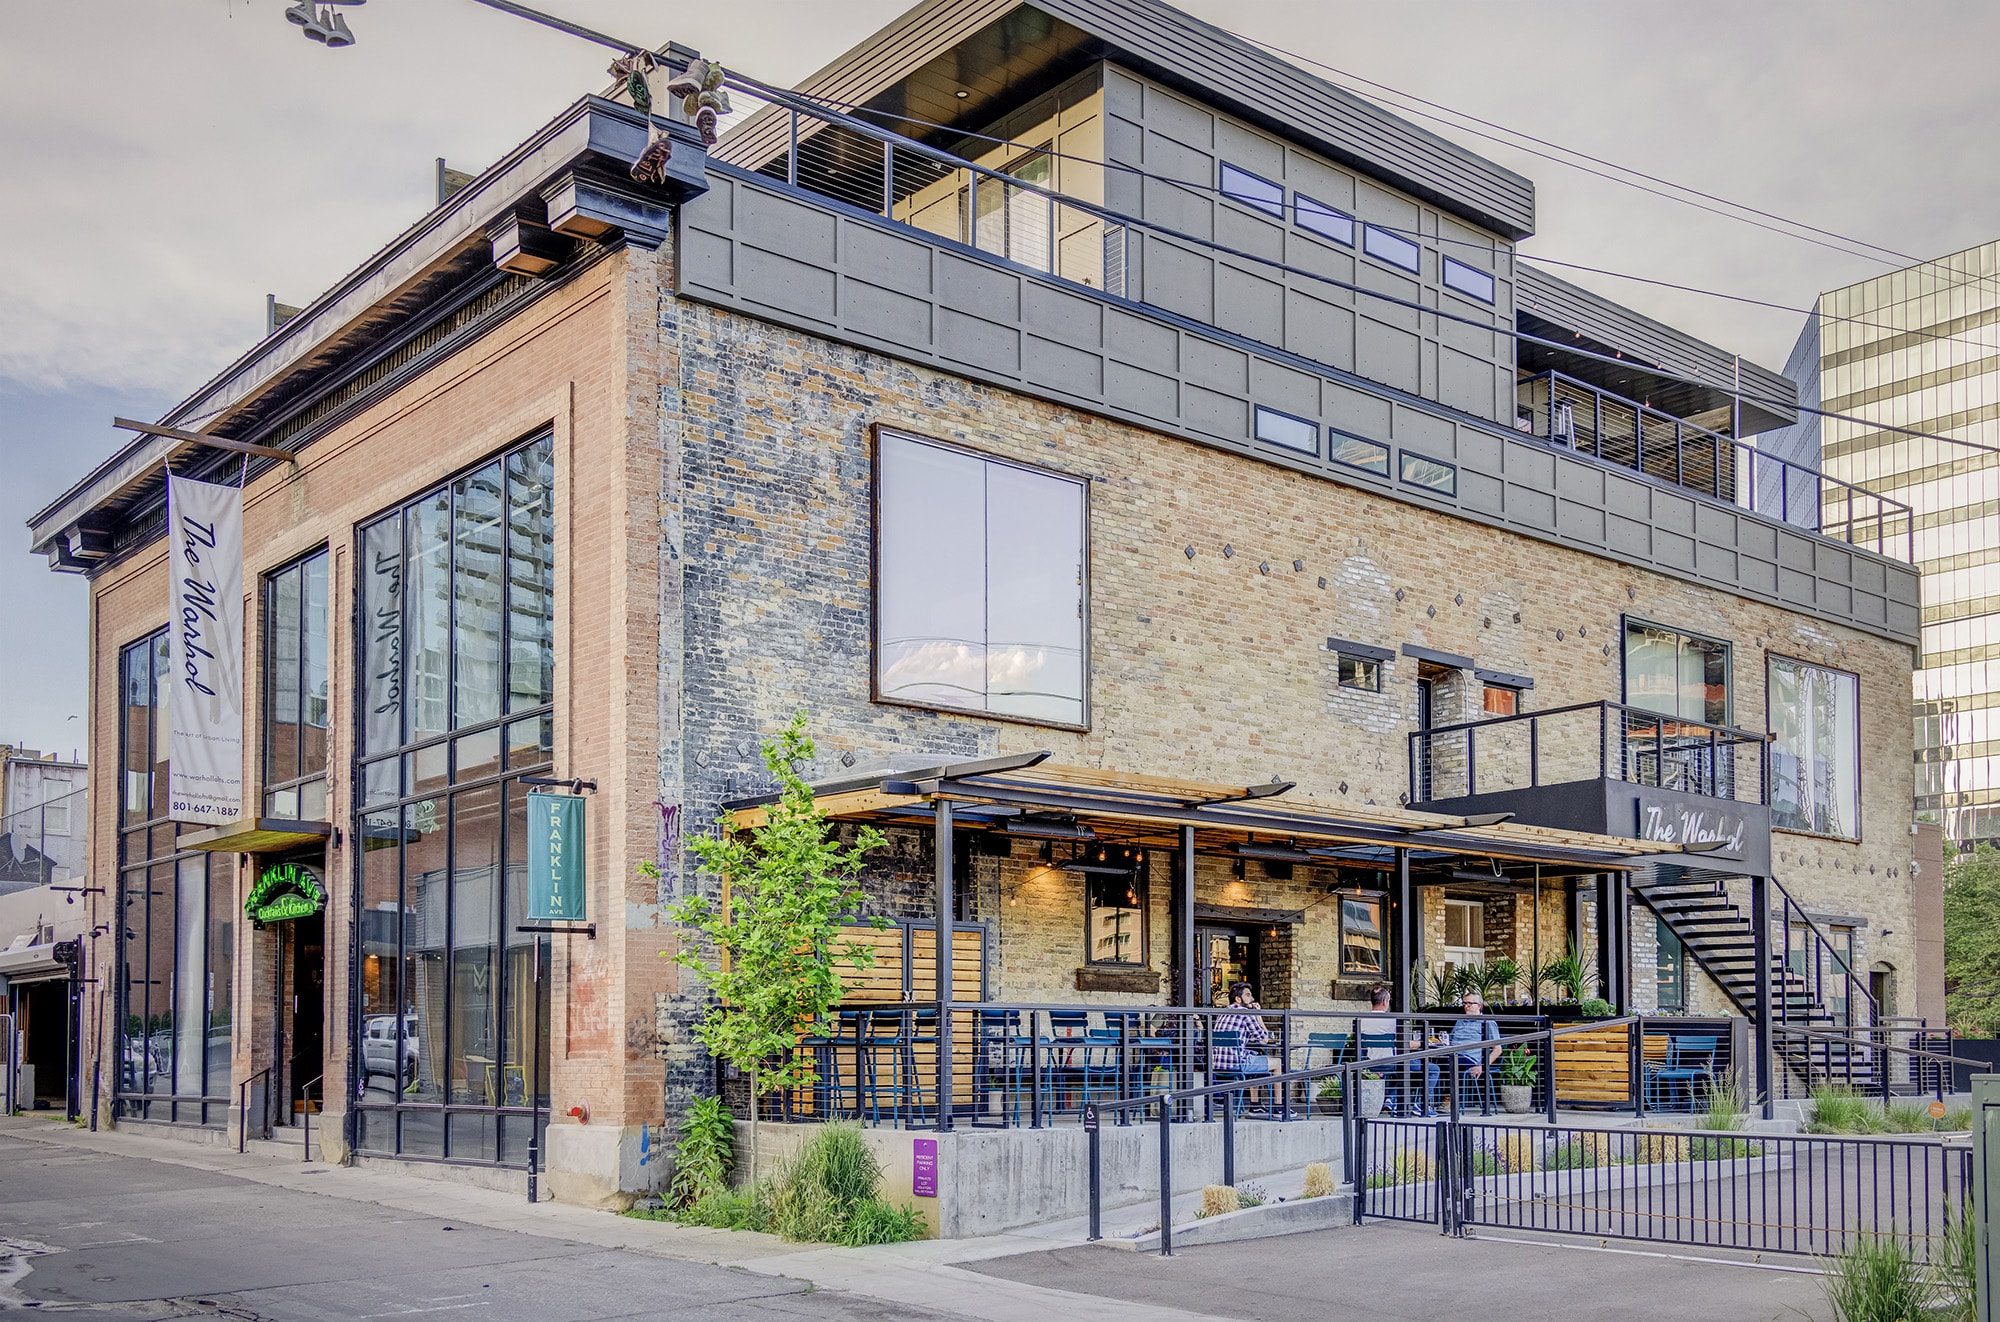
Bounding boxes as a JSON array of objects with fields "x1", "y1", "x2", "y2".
[
  {"x1": 1624, "y1": 621, "x2": 1731, "y2": 725},
  {"x1": 1769, "y1": 657, "x2": 1861, "y2": 839},
  {"x1": 263, "y1": 548, "x2": 330, "y2": 819},
  {"x1": 115, "y1": 631, "x2": 230, "y2": 1125},
  {"x1": 875, "y1": 430, "x2": 1087, "y2": 727},
  {"x1": 1654, "y1": 915, "x2": 1686, "y2": 1013},
  {"x1": 1084, "y1": 860, "x2": 1146, "y2": 968},
  {"x1": 353, "y1": 431, "x2": 554, "y2": 1166}
]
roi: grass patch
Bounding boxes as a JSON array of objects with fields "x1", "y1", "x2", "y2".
[
  {"x1": 1811, "y1": 1085, "x2": 1970, "y2": 1135},
  {"x1": 1365, "y1": 1152, "x2": 1433, "y2": 1188},
  {"x1": 624, "y1": 1123, "x2": 925, "y2": 1246},
  {"x1": 1820, "y1": 1233, "x2": 1936, "y2": 1322}
]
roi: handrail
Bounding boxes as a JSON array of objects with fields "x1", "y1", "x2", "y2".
[
  {"x1": 1518, "y1": 369, "x2": 1914, "y2": 564},
  {"x1": 1768, "y1": 872, "x2": 1878, "y2": 1041},
  {"x1": 238, "y1": 1065, "x2": 273, "y2": 1153},
  {"x1": 300, "y1": 1074, "x2": 323, "y2": 1162},
  {"x1": 1416, "y1": 698, "x2": 1763, "y2": 745}
]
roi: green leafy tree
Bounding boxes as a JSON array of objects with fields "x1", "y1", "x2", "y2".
[
  {"x1": 654, "y1": 712, "x2": 886, "y2": 1183},
  {"x1": 1944, "y1": 843, "x2": 2000, "y2": 1037}
]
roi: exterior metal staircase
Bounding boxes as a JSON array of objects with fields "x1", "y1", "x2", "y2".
[{"x1": 1631, "y1": 874, "x2": 1881, "y2": 1093}]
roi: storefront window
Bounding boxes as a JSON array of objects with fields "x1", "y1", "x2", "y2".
[
  {"x1": 1769, "y1": 657, "x2": 1861, "y2": 839},
  {"x1": 875, "y1": 429, "x2": 1087, "y2": 727},
  {"x1": 1339, "y1": 896, "x2": 1384, "y2": 978},
  {"x1": 1624, "y1": 620, "x2": 1731, "y2": 725},
  {"x1": 115, "y1": 631, "x2": 231, "y2": 1125},
  {"x1": 263, "y1": 548, "x2": 330, "y2": 819},
  {"x1": 1084, "y1": 867, "x2": 1146, "y2": 967},
  {"x1": 353, "y1": 432, "x2": 554, "y2": 1166}
]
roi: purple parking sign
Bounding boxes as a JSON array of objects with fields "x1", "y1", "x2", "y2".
[{"x1": 912, "y1": 1138, "x2": 938, "y2": 1198}]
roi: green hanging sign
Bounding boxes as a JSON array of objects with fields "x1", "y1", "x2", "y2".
[
  {"x1": 245, "y1": 860, "x2": 326, "y2": 925},
  {"x1": 527, "y1": 792, "x2": 586, "y2": 922}
]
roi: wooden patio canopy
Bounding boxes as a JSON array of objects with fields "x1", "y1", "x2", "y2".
[{"x1": 723, "y1": 750, "x2": 1689, "y2": 876}]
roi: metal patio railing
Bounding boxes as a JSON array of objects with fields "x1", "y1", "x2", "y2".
[
  {"x1": 1409, "y1": 700, "x2": 1769, "y2": 807},
  {"x1": 1516, "y1": 370, "x2": 1914, "y2": 563}
]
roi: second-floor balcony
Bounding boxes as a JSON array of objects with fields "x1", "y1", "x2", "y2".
[
  {"x1": 1516, "y1": 371, "x2": 1913, "y2": 564},
  {"x1": 1411, "y1": 701, "x2": 1772, "y2": 874}
]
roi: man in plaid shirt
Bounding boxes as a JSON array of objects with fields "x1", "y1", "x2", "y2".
[{"x1": 1213, "y1": 981, "x2": 1273, "y2": 1072}]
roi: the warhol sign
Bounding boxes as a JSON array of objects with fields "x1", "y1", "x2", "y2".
[{"x1": 166, "y1": 475, "x2": 244, "y2": 823}]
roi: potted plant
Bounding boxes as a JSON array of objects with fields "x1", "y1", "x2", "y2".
[
  {"x1": 1314, "y1": 1075, "x2": 1342, "y2": 1116},
  {"x1": 1497, "y1": 1044, "x2": 1537, "y2": 1114},
  {"x1": 1357, "y1": 1070, "x2": 1386, "y2": 1118}
]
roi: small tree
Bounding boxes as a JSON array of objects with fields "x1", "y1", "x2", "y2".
[
  {"x1": 1944, "y1": 843, "x2": 2000, "y2": 1037},
  {"x1": 657, "y1": 712, "x2": 886, "y2": 1184}
]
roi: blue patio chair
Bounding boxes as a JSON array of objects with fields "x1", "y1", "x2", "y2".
[
  {"x1": 974, "y1": 1009, "x2": 1032, "y2": 1126},
  {"x1": 1046, "y1": 1011, "x2": 1090, "y2": 1112},
  {"x1": 1077, "y1": 1028, "x2": 1125, "y2": 1111},
  {"x1": 1647, "y1": 1035, "x2": 1719, "y2": 1112},
  {"x1": 1300, "y1": 1031, "x2": 1349, "y2": 1112}
]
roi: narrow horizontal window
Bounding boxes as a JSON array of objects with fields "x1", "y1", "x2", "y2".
[
  {"x1": 1294, "y1": 195, "x2": 1354, "y2": 246},
  {"x1": 1399, "y1": 451, "x2": 1457, "y2": 496},
  {"x1": 1362, "y1": 224, "x2": 1421, "y2": 273},
  {"x1": 1482, "y1": 684, "x2": 1518, "y2": 716},
  {"x1": 1442, "y1": 256, "x2": 1497, "y2": 304},
  {"x1": 1253, "y1": 406, "x2": 1317, "y2": 454},
  {"x1": 1328, "y1": 431, "x2": 1391, "y2": 477},
  {"x1": 1219, "y1": 163, "x2": 1284, "y2": 219},
  {"x1": 1338, "y1": 655, "x2": 1382, "y2": 692}
]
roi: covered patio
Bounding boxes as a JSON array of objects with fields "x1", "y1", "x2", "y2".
[{"x1": 721, "y1": 753, "x2": 1735, "y2": 1131}]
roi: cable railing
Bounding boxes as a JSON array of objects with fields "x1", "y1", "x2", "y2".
[
  {"x1": 1516, "y1": 370, "x2": 1914, "y2": 563},
  {"x1": 1773, "y1": 1023, "x2": 1974, "y2": 1102},
  {"x1": 1408, "y1": 700, "x2": 1768, "y2": 807},
  {"x1": 1769, "y1": 871, "x2": 1879, "y2": 1049}
]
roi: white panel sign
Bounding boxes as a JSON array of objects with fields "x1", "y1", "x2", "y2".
[{"x1": 166, "y1": 474, "x2": 245, "y2": 823}]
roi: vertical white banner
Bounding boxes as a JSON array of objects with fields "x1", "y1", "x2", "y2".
[{"x1": 166, "y1": 474, "x2": 245, "y2": 823}]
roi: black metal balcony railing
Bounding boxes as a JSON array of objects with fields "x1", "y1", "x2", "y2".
[
  {"x1": 1409, "y1": 701, "x2": 1769, "y2": 807},
  {"x1": 1516, "y1": 371, "x2": 1914, "y2": 564}
]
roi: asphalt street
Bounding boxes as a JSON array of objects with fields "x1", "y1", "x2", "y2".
[{"x1": 0, "y1": 1129, "x2": 948, "y2": 1321}]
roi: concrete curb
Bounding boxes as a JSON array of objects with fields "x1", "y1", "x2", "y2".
[{"x1": 1109, "y1": 1188, "x2": 1357, "y2": 1252}]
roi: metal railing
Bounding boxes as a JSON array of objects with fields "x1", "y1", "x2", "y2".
[
  {"x1": 1083, "y1": 1018, "x2": 1637, "y2": 1253},
  {"x1": 1517, "y1": 371, "x2": 1914, "y2": 563},
  {"x1": 238, "y1": 1065, "x2": 273, "y2": 1153},
  {"x1": 300, "y1": 1074, "x2": 323, "y2": 1162},
  {"x1": 1409, "y1": 700, "x2": 1768, "y2": 807},
  {"x1": 766, "y1": 1002, "x2": 1559, "y2": 1132},
  {"x1": 1769, "y1": 872, "x2": 1880, "y2": 1049},
  {"x1": 724, "y1": 98, "x2": 1125, "y2": 296},
  {"x1": 1428, "y1": 1116, "x2": 1972, "y2": 1262},
  {"x1": 1774, "y1": 1023, "x2": 1978, "y2": 1103}
]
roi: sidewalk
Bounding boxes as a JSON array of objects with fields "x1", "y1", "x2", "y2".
[{"x1": 0, "y1": 1114, "x2": 1831, "y2": 1322}]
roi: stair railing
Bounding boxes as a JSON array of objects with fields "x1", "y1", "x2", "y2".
[{"x1": 1767, "y1": 874, "x2": 1877, "y2": 1089}]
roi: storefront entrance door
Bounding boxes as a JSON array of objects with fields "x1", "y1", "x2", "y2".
[
  {"x1": 277, "y1": 909, "x2": 325, "y2": 1119},
  {"x1": 1195, "y1": 925, "x2": 1260, "y2": 1007}
]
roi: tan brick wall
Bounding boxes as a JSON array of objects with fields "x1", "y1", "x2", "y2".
[{"x1": 671, "y1": 298, "x2": 1922, "y2": 1027}]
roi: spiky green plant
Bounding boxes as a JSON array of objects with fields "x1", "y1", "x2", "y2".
[{"x1": 1820, "y1": 1232, "x2": 1934, "y2": 1322}]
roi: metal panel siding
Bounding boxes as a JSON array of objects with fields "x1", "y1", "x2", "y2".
[{"x1": 677, "y1": 168, "x2": 1917, "y2": 648}]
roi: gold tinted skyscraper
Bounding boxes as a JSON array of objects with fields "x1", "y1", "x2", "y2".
[{"x1": 1771, "y1": 241, "x2": 2000, "y2": 843}]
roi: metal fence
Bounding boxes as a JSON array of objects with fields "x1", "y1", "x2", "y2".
[
  {"x1": 1358, "y1": 1114, "x2": 1973, "y2": 1263},
  {"x1": 1515, "y1": 370, "x2": 1914, "y2": 563}
]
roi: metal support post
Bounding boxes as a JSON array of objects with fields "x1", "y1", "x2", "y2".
[
  {"x1": 935, "y1": 800, "x2": 954, "y2": 1131},
  {"x1": 1751, "y1": 874, "x2": 1774, "y2": 1120},
  {"x1": 1157, "y1": 1100, "x2": 1174, "y2": 1256},
  {"x1": 1393, "y1": 849, "x2": 1414, "y2": 1012},
  {"x1": 1222, "y1": 1091, "x2": 1236, "y2": 1187},
  {"x1": 1087, "y1": 1116, "x2": 1102, "y2": 1241}
]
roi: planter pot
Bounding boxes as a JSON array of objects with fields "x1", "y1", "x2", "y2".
[
  {"x1": 1315, "y1": 1092, "x2": 1343, "y2": 1117},
  {"x1": 1358, "y1": 1076, "x2": 1386, "y2": 1118},
  {"x1": 1498, "y1": 1084, "x2": 1534, "y2": 1114}
]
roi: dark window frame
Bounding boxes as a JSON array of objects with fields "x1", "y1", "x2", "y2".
[
  {"x1": 1294, "y1": 194, "x2": 1355, "y2": 246},
  {"x1": 1620, "y1": 614, "x2": 1735, "y2": 727},
  {"x1": 260, "y1": 545, "x2": 332, "y2": 819},
  {"x1": 1337, "y1": 892, "x2": 1386, "y2": 979},
  {"x1": 1398, "y1": 451, "x2": 1458, "y2": 496},
  {"x1": 1081, "y1": 855, "x2": 1150, "y2": 969},
  {"x1": 349, "y1": 428, "x2": 557, "y2": 1169},
  {"x1": 1328, "y1": 429, "x2": 1392, "y2": 478},
  {"x1": 1766, "y1": 651, "x2": 1864, "y2": 843},
  {"x1": 869, "y1": 423, "x2": 1092, "y2": 733},
  {"x1": 1218, "y1": 162, "x2": 1285, "y2": 219},
  {"x1": 1362, "y1": 224, "x2": 1421, "y2": 273},
  {"x1": 1253, "y1": 405, "x2": 1319, "y2": 455},
  {"x1": 1441, "y1": 255, "x2": 1497, "y2": 304}
]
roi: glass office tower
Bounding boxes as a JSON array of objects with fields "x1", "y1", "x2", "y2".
[{"x1": 1767, "y1": 240, "x2": 2000, "y2": 846}]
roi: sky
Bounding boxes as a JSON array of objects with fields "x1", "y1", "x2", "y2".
[{"x1": 6, "y1": 0, "x2": 2000, "y2": 757}]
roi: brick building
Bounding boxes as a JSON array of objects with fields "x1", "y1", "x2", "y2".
[{"x1": 27, "y1": 0, "x2": 1933, "y2": 1210}]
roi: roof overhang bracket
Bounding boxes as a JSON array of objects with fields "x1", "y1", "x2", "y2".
[{"x1": 113, "y1": 417, "x2": 292, "y2": 463}]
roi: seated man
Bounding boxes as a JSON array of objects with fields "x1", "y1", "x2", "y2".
[
  {"x1": 1357, "y1": 982, "x2": 1437, "y2": 1116},
  {"x1": 1449, "y1": 992, "x2": 1503, "y2": 1110},
  {"x1": 1214, "y1": 981, "x2": 1274, "y2": 1111}
]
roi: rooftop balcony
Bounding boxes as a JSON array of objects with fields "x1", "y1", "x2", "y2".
[
  {"x1": 1516, "y1": 370, "x2": 1913, "y2": 564},
  {"x1": 1410, "y1": 700, "x2": 1772, "y2": 876}
]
